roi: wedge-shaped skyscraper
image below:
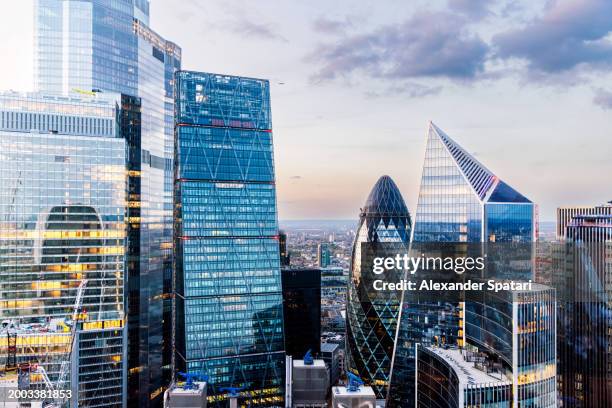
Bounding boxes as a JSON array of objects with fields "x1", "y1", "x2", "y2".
[
  {"x1": 413, "y1": 122, "x2": 536, "y2": 243},
  {"x1": 388, "y1": 123, "x2": 548, "y2": 407}
]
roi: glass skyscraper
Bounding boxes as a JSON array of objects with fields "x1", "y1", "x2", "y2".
[
  {"x1": 412, "y1": 122, "x2": 536, "y2": 243},
  {"x1": 0, "y1": 92, "x2": 129, "y2": 407},
  {"x1": 33, "y1": 2, "x2": 181, "y2": 406},
  {"x1": 388, "y1": 122, "x2": 551, "y2": 407},
  {"x1": 34, "y1": 0, "x2": 139, "y2": 95},
  {"x1": 130, "y1": 19, "x2": 181, "y2": 408},
  {"x1": 346, "y1": 175, "x2": 411, "y2": 399},
  {"x1": 558, "y1": 214, "x2": 612, "y2": 407},
  {"x1": 174, "y1": 71, "x2": 285, "y2": 406}
]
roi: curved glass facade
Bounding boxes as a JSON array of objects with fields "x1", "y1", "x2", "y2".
[
  {"x1": 174, "y1": 71, "x2": 285, "y2": 407},
  {"x1": 346, "y1": 175, "x2": 411, "y2": 399},
  {"x1": 416, "y1": 345, "x2": 512, "y2": 407}
]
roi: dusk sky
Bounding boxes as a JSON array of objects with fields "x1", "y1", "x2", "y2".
[{"x1": 2, "y1": 0, "x2": 611, "y2": 221}]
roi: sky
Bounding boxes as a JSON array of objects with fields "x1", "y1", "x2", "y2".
[{"x1": 1, "y1": 0, "x2": 611, "y2": 221}]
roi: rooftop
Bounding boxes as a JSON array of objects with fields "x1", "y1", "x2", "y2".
[
  {"x1": 293, "y1": 359, "x2": 326, "y2": 368},
  {"x1": 321, "y1": 342, "x2": 340, "y2": 353},
  {"x1": 332, "y1": 386, "x2": 376, "y2": 396},
  {"x1": 424, "y1": 346, "x2": 510, "y2": 388}
]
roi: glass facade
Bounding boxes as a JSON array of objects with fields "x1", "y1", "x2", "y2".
[
  {"x1": 389, "y1": 122, "x2": 546, "y2": 407},
  {"x1": 559, "y1": 215, "x2": 612, "y2": 407},
  {"x1": 346, "y1": 175, "x2": 411, "y2": 399},
  {"x1": 34, "y1": 0, "x2": 138, "y2": 95},
  {"x1": 281, "y1": 267, "x2": 321, "y2": 358},
  {"x1": 0, "y1": 92, "x2": 128, "y2": 407},
  {"x1": 413, "y1": 124, "x2": 483, "y2": 243},
  {"x1": 129, "y1": 20, "x2": 181, "y2": 408},
  {"x1": 34, "y1": 2, "x2": 181, "y2": 406},
  {"x1": 416, "y1": 345, "x2": 512, "y2": 408},
  {"x1": 174, "y1": 71, "x2": 285, "y2": 406}
]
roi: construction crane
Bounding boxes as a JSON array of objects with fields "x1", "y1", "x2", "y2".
[
  {"x1": 7, "y1": 280, "x2": 88, "y2": 408},
  {"x1": 54, "y1": 279, "x2": 88, "y2": 406}
]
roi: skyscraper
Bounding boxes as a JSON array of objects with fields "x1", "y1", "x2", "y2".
[
  {"x1": 130, "y1": 19, "x2": 181, "y2": 408},
  {"x1": 33, "y1": 2, "x2": 181, "y2": 405},
  {"x1": 34, "y1": 0, "x2": 140, "y2": 95},
  {"x1": 0, "y1": 92, "x2": 131, "y2": 407},
  {"x1": 173, "y1": 71, "x2": 285, "y2": 406},
  {"x1": 558, "y1": 214, "x2": 612, "y2": 407},
  {"x1": 416, "y1": 344, "x2": 512, "y2": 407},
  {"x1": 388, "y1": 122, "x2": 547, "y2": 407},
  {"x1": 556, "y1": 202, "x2": 612, "y2": 239},
  {"x1": 317, "y1": 243, "x2": 331, "y2": 268},
  {"x1": 279, "y1": 230, "x2": 290, "y2": 266},
  {"x1": 281, "y1": 267, "x2": 321, "y2": 358},
  {"x1": 412, "y1": 122, "x2": 537, "y2": 243},
  {"x1": 346, "y1": 175, "x2": 412, "y2": 399}
]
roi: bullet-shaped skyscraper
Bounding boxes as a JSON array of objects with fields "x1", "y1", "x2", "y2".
[{"x1": 346, "y1": 175, "x2": 412, "y2": 399}]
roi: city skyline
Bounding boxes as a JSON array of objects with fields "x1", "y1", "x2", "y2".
[
  {"x1": 0, "y1": 0, "x2": 612, "y2": 221},
  {"x1": 1, "y1": 1, "x2": 610, "y2": 407},
  {"x1": 2, "y1": 0, "x2": 612, "y2": 222}
]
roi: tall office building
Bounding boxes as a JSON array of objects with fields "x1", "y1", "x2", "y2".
[
  {"x1": 388, "y1": 123, "x2": 546, "y2": 407},
  {"x1": 556, "y1": 202, "x2": 612, "y2": 239},
  {"x1": 0, "y1": 92, "x2": 131, "y2": 407},
  {"x1": 34, "y1": 0, "x2": 140, "y2": 95},
  {"x1": 412, "y1": 122, "x2": 537, "y2": 243},
  {"x1": 317, "y1": 243, "x2": 331, "y2": 268},
  {"x1": 279, "y1": 230, "x2": 290, "y2": 266},
  {"x1": 558, "y1": 214, "x2": 612, "y2": 407},
  {"x1": 465, "y1": 285, "x2": 557, "y2": 407},
  {"x1": 34, "y1": 2, "x2": 181, "y2": 405},
  {"x1": 174, "y1": 71, "x2": 285, "y2": 406},
  {"x1": 130, "y1": 20, "x2": 181, "y2": 408},
  {"x1": 321, "y1": 266, "x2": 347, "y2": 334},
  {"x1": 346, "y1": 175, "x2": 412, "y2": 399},
  {"x1": 281, "y1": 267, "x2": 321, "y2": 357}
]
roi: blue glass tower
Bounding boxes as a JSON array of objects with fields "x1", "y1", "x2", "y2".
[
  {"x1": 174, "y1": 71, "x2": 285, "y2": 406},
  {"x1": 413, "y1": 122, "x2": 536, "y2": 243},
  {"x1": 388, "y1": 122, "x2": 545, "y2": 407},
  {"x1": 346, "y1": 175, "x2": 411, "y2": 399}
]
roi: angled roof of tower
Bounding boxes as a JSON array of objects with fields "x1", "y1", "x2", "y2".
[
  {"x1": 363, "y1": 175, "x2": 410, "y2": 216},
  {"x1": 428, "y1": 122, "x2": 531, "y2": 203}
]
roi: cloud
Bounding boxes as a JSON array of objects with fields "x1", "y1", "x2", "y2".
[
  {"x1": 593, "y1": 89, "x2": 612, "y2": 109},
  {"x1": 307, "y1": 11, "x2": 488, "y2": 83},
  {"x1": 230, "y1": 20, "x2": 287, "y2": 42},
  {"x1": 313, "y1": 16, "x2": 354, "y2": 34},
  {"x1": 448, "y1": 0, "x2": 492, "y2": 18},
  {"x1": 365, "y1": 82, "x2": 442, "y2": 98},
  {"x1": 493, "y1": 0, "x2": 612, "y2": 75}
]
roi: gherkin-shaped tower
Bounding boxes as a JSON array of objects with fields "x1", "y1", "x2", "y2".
[{"x1": 346, "y1": 175, "x2": 412, "y2": 398}]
